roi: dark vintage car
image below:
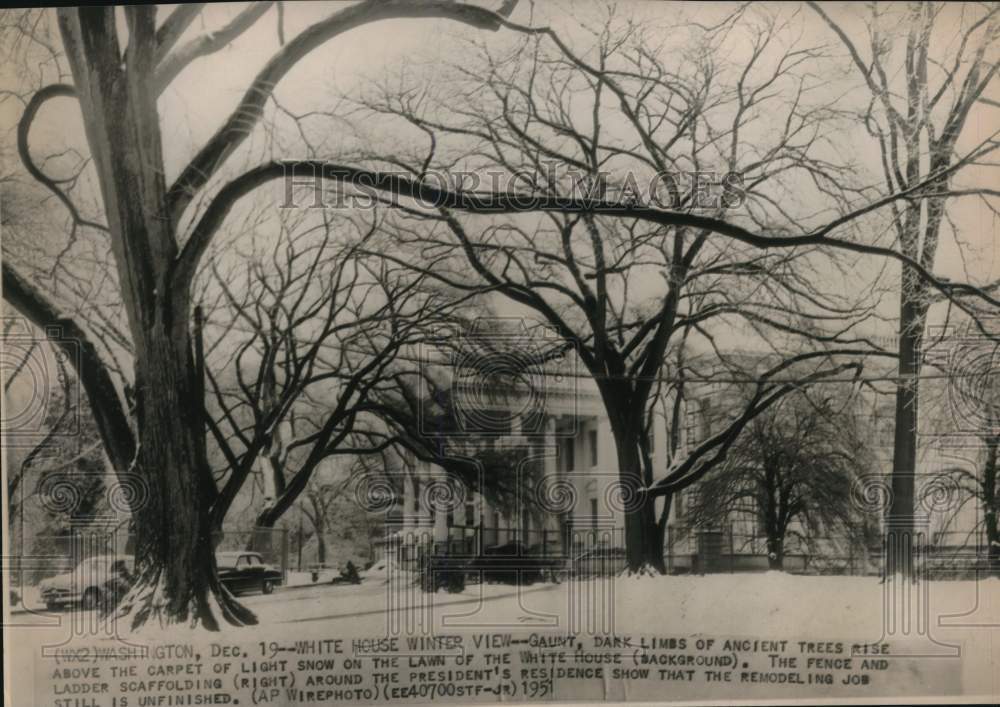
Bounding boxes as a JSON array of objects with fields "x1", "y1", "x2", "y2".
[
  {"x1": 464, "y1": 541, "x2": 561, "y2": 585},
  {"x1": 216, "y1": 552, "x2": 282, "y2": 595},
  {"x1": 39, "y1": 554, "x2": 134, "y2": 611}
]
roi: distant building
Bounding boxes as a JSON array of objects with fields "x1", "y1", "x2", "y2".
[{"x1": 375, "y1": 350, "x2": 990, "y2": 572}]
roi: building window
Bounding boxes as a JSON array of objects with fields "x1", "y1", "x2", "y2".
[
  {"x1": 588, "y1": 429, "x2": 598, "y2": 467},
  {"x1": 465, "y1": 503, "x2": 475, "y2": 527},
  {"x1": 412, "y1": 477, "x2": 421, "y2": 512},
  {"x1": 684, "y1": 399, "x2": 701, "y2": 447},
  {"x1": 563, "y1": 436, "x2": 575, "y2": 472}
]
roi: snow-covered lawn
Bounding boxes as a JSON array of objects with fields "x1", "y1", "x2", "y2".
[
  {"x1": 228, "y1": 570, "x2": 1000, "y2": 653},
  {"x1": 12, "y1": 570, "x2": 998, "y2": 638},
  {"x1": 348, "y1": 571, "x2": 996, "y2": 640},
  {"x1": 8, "y1": 572, "x2": 998, "y2": 704},
  {"x1": 588, "y1": 571, "x2": 998, "y2": 636}
]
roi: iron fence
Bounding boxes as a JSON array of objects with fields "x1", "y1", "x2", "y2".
[
  {"x1": 12, "y1": 526, "x2": 290, "y2": 590},
  {"x1": 662, "y1": 524, "x2": 995, "y2": 578},
  {"x1": 388, "y1": 525, "x2": 627, "y2": 577}
]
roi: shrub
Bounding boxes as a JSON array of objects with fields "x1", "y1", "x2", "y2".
[{"x1": 417, "y1": 556, "x2": 466, "y2": 593}]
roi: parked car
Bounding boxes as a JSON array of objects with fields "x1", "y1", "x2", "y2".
[
  {"x1": 216, "y1": 551, "x2": 282, "y2": 595},
  {"x1": 39, "y1": 554, "x2": 134, "y2": 611},
  {"x1": 464, "y1": 541, "x2": 561, "y2": 585}
]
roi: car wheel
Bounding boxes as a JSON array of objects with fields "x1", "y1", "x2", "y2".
[
  {"x1": 46, "y1": 602, "x2": 61, "y2": 612},
  {"x1": 262, "y1": 579, "x2": 274, "y2": 595},
  {"x1": 81, "y1": 587, "x2": 102, "y2": 611}
]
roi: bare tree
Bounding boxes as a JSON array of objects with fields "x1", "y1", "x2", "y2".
[
  {"x1": 685, "y1": 386, "x2": 877, "y2": 570},
  {"x1": 1, "y1": 2, "x2": 522, "y2": 630},
  {"x1": 82, "y1": 5, "x2": 995, "y2": 579},
  {"x1": 197, "y1": 205, "x2": 477, "y2": 536},
  {"x1": 365, "y1": 348, "x2": 552, "y2": 523},
  {"x1": 808, "y1": 1, "x2": 1000, "y2": 577},
  {"x1": 3, "y1": 2, "x2": 996, "y2": 628},
  {"x1": 300, "y1": 467, "x2": 346, "y2": 568},
  {"x1": 933, "y1": 437, "x2": 1000, "y2": 567},
  {"x1": 196, "y1": 206, "x2": 545, "y2": 548},
  {"x1": 323, "y1": 7, "x2": 909, "y2": 572}
]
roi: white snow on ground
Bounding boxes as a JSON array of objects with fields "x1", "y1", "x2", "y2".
[
  {"x1": 387, "y1": 573, "x2": 998, "y2": 641},
  {"x1": 10, "y1": 572, "x2": 999, "y2": 641},
  {"x1": 597, "y1": 572, "x2": 998, "y2": 636},
  {"x1": 223, "y1": 571, "x2": 1000, "y2": 648},
  {"x1": 9, "y1": 572, "x2": 999, "y2": 699}
]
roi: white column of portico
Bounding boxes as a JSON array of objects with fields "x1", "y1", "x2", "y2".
[
  {"x1": 430, "y1": 460, "x2": 449, "y2": 546},
  {"x1": 595, "y1": 413, "x2": 620, "y2": 530},
  {"x1": 542, "y1": 415, "x2": 560, "y2": 551}
]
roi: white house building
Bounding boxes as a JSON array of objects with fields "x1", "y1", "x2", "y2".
[{"x1": 375, "y1": 349, "x2": 992, "y2": 573}]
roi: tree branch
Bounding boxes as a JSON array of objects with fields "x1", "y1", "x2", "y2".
[
  {"x1": 165, "y1": 0, "x2": 520, "y2": 227},
  {"x1": 175, "y1": 160, "x2": 1000, "y2": 312},
  {"x1": 2, "y1": 263, "x2": 136, "y2": 475},
  {"x1": 155, "y1": 2, "x2": 274, "y2": 96},
  {"x1": 154, "y1": 4, "x2": 205, "y2": 64}
]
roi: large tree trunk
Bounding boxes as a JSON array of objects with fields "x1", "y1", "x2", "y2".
[
  {"x1": 983, "y1": 435, "x2": 998, "y2": 571},
  {"x1": 56, "y1": 8, "x2": 255, "y2": 630},
  {"x1": 316, "y1": 532, "x2": 327, "y2": 567},
  {"x1": 654, "y1": 491, "x2": 673, "y2": 564},
  {"x1": 886, "y1": 285, "x2": 925, "y2": 580},
  {"x1": 249, "y1": 508, "x2": 280, "y2": 559},
  {"x1": 766, "y1": 536, "x2": 784, "y2": 570},
  {"x1": 612, "y1": 427, "x2": 665, "y2": 574},
  {"x1": 116, "y1": 322, "x2": 256, "y2": 630}
]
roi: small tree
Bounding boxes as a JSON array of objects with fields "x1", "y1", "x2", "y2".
[
  {"x1": 686, "y1": 386, "x2": 876, "y2": 569},
  {"x1": 300, "y1": 467, "x2": 344, "y2": 568}
]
